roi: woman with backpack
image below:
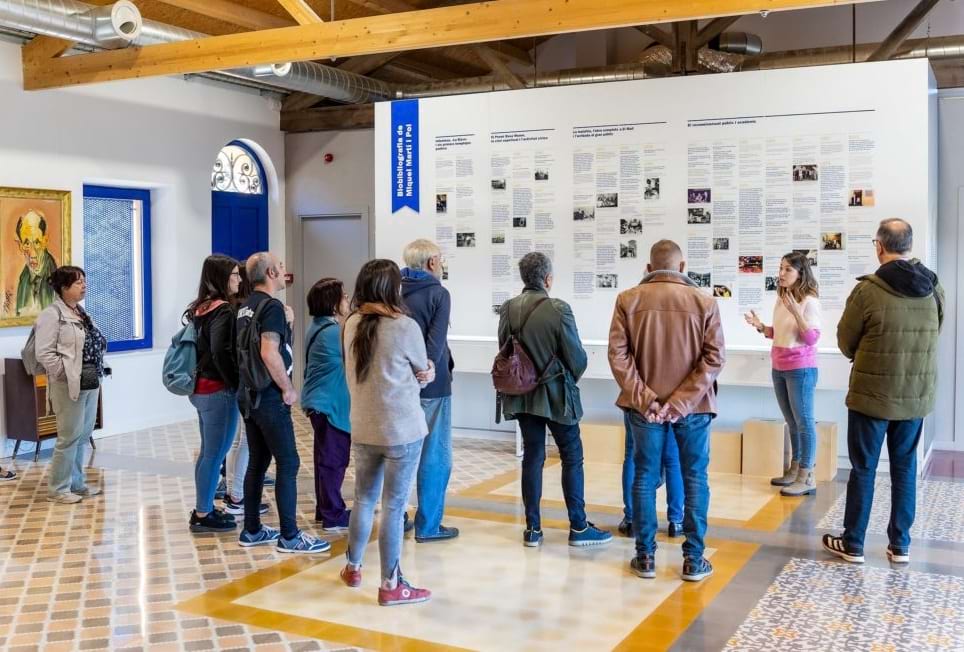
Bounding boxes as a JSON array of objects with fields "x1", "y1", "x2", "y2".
[
  {"x1": 339, "y1": 259, "x2": 436, "y2": 606},
  {"x1": 302, "y1": 278, "x2": 352, "y2": 532},
  {"x1": 186, "y1": 255, "x2": 242, "y2": 532},
  {"x1": 34, "y1": 266, "x2": 107, "y2": 503}
]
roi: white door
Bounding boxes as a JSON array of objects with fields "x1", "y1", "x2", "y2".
[{"x1": 296, "y1": 213, "x2": 369, "y2": 385}]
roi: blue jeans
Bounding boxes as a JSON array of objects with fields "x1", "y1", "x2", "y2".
[
  {"x1": 243, "y1": 388, "x2": 300, "y2": 539},
  {"x1": 621, "y1": 412, "x2": 684, "y2": 524},
  {"x1": 627, "y1": 410, "x2": 712, "y2": 560},
  {"x1": 843, "y1": 410, "x2": 923, "y2": 552},
  {"x1": 348, "y1": 439, "x2": 424, "y2": 581},
  {"x1": 517, "y1": 414, "x2": 587, "y2": 531},
  {"x1": 772, "y1": 368, "x2": 818, "y2": 469},
  {"x1": 189, "y1": 389, "x2": 239, "y2": 514},
  {"x1": 47, "y1": 381, "x2": 99, "y2": 497},
  {"x1": 415, "y1": 396, "x2": 453, "y2": 537}
]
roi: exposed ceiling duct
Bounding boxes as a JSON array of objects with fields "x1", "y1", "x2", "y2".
[{"x1": 0, "y1": 0, "x2": 393, "y2": 103}]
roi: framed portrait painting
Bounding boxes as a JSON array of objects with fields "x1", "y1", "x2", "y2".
[{"x1": 0, "y1": 187, "x2": 71, "y2": 327}]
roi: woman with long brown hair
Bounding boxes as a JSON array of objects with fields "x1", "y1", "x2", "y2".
[
  {"x1": 339, "y1": 259, "x2": 435, "y2": 606},
  {"x1": 745, "y1": 251, "x2": 822, "y2": 496}
]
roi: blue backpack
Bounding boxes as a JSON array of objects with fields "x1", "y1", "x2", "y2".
[{"x1": 162, "y1": 322, "x2": 200, "y2": 396}]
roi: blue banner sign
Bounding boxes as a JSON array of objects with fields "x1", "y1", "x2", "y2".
[{"x1": 391, "y1": 99, "x2": 419, "y2": 213}]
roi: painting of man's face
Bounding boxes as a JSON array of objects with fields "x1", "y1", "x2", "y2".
[
  {"x1": 17, "y1": 209, "x2": 50, "y2": 276},
  {"x1": 0, "y1": 188, "x2": 71, "y2": 327}
]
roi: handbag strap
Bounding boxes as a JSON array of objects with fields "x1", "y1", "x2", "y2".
[{"x1": 511, "y1": 296, "x2": 549, "y2": 337}]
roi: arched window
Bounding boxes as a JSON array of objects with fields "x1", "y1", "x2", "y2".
[{"x1": 211, "y1": 143, "x2": 264, "y2": 195}]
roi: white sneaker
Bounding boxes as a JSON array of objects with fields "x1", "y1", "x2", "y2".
[{"x1": 48, "y1": 492, "x2": 83, "y2": 504}]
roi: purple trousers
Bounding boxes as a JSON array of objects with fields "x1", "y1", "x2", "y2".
[{"x1": 309, "y1": 412, "x2": 351, "y2": 526}]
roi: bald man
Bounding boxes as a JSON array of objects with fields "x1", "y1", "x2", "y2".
[
  {"x1": 608, "y1": 239, "x2": 725, "y2": 583},
  {"x1": 15, "y1": 209, "x2": 58, "y2": 316}
]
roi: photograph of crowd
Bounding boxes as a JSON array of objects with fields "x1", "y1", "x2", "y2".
[
  {"x1": 738, "y1": 255, "x2": 764, "y2": 274},
  {"x1": 534, "y1": 169, "x2": 549, "y2": 181},
  {"x1": 491, "y1": 178, "x2": 507, "y2": 190},
  {"x1": 645, "y1": 178, "x2": 660, "y2": 200},
  {"x1": 620, "y1": 218, "x2": 642, "y2": 234},
  {"x1": 688, "y1": 271, "x2": 711, "y2": 288},
  {"x1": 620, "y1": 240, "x2": 638, "y2": 259},
  {"x1": 792, "y1": 164, "x2": 819, "y2": 182},
  {"x1": 713, "y1": 237, "x2": 729, "y2": 251},
  {"x1": 688, "y1": 188, "x2": 711, "y2": 204},
  {"x1": 765, "y1": 276, "x2": 779, "y2": 292},
  {"x1": 573, "y1": 206, "x2": 595, "y2": 221},
  {"x1": 456, "y1": 232, "x2": 476, "y2": 248},
  {"x1": 713, "y1": 285, "x2": 732, "y2": 298},
  {"x1": 436, "y1": 193, "x2": 447, "y2": 213},
  {"x1": 688, "y1": 208, "x2": 712, "y2": 225},
  {"x1": 822, "y1": 232, "x2": 844, "y2": 250},
  {"x1": 597, "y1": 193, "x2": 619, "y2": 208},
  {"x1": 596, "y1": 274, "x2": 618, "y2": 289}
]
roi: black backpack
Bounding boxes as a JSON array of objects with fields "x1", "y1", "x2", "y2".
[{"x1": 237, "y1": 297, "x2": 276, "y2": 396}]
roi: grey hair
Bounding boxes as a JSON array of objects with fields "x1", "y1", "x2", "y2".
[
  {"x1": 402, "y1": 239, "x2": 441, "y2": 271},
  {"x1": 246, "y1": 252, "x2": 274, "y2": 285},
  {"x1": 519, "y1": 252, "x2": 552, "y2": 288},
  {"x1": 877, "y1": 218, "x2": 913, "y2": 255}
]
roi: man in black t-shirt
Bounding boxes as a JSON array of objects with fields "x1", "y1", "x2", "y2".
[{"x1": 236, "y1": 252, "x2": 328, "y2": 554}]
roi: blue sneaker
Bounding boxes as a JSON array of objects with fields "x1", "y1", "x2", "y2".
[
  {"x1": 681, "y1": 557, "x2": 714, "y2": 582},
  {"x1": 523, "y1": 528, "x2": 543, "y2": 547},
  {"x1": 568, "y1": 522, "x2": 613, "y2": 547},
  {"x1": 239, "y1": 525, "x2": 280, "y2": 547},
  {"x1": 278, "y1": 530, "x2": 331, "y2": 554}
]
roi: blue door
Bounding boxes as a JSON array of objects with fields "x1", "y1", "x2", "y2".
[{"x1": 211, "y1": 140, "x2": 269, "y2": 261}]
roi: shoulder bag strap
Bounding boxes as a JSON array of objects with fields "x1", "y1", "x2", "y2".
[
  {"x1": 511, "y1": 296, "x2": 549, "y2": 336},
  {"x1": 305, "y1": 321, "x2": 336, "y2": 366}
]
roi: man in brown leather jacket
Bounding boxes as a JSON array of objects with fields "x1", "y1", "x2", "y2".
[{"x1": 608, "y1": 240, "x2": 725, "y2": 583}]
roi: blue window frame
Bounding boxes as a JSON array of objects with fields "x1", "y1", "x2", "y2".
[{"x1": 82, "y1": 185, "x2": 153, "y2": 352}]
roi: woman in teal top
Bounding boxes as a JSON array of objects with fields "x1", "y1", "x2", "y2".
[{"x1": 303, "y1": 278, "x2": 352, "y2": 531}]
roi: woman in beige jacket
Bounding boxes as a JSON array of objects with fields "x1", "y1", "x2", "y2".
[{"x1": 34, "y1": 266, "x2": 107, "y2": 503}]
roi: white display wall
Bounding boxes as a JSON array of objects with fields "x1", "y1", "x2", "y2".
[{"x1": 375, "y1": 59, "x2": 937, "y2": 388}]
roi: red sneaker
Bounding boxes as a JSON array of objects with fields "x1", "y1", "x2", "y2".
[
  {"x1": 377, "y1": 577, "x2": 431, "y2": 606},
  {"x1": 340, "y1": 564, "x2": 362, "y2": 588}
]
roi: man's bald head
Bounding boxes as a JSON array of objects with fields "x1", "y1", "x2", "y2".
[{"x1": 648, "y1": 239, "x2": 684, "y2": 273}]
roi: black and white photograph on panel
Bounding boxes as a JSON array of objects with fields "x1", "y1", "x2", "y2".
[
  {"x1": 765, "y1": 276, "x2": 779, "y2": 292},
  {"x1": 645, "y1": 178, "x2": 660, "y2": 200},
  {"x1": 573, "y1": 206, "x2": 595, "y2": 222},
  {"x1": 596, "y1": 193, "x2": 619, "y2": 208},
  {"x1": 456, "y1": 232, "x2": 476, "y2": 248},
  {"x1": 491, "y1": 178, "x2": 507, "y2": 190},
  {"x1": 620, "y1": 239, "x2": 638, "y2": 259},
  {"x1": 436, "y1": 193, "x2": 448, "y2": 214},
  {"x1": 792, "y1": 164, "x2": 819, "y2": 182},
  {"x1": 793, "y1": 248, "x2": 818, "y2": 267},
  {"x1": 620, "y1": 218, "x2": 642, "y2": 235},
  {"x1": 688, "y1": 271, "x2": 711, "y2": 288},
  {"x1": 534, "y1": 168, "x2": 549, "y2": 181},
  {"x1": 713, "y1": 237, "x2": 729, "y2": 251},
  {"x1": 688, "y1": 208, "x2": 711, "y2": 225},
  {"x1": 595, "y1": 274, "x2": 618, "y2": 289},
  {"x1": 513, "y1": 217, "x2": 527, "y2": 228}
]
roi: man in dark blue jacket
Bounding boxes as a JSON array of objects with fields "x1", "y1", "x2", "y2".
[{"x1": 401, "y1": 239, "x2": 459, "y2": 542}]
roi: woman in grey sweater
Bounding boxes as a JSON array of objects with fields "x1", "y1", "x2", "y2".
[{"x1": 339, "y1": 259, "x2": 435, "y2": 606}]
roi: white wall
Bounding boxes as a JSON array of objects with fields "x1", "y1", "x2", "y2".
[{"x1": 0, "y1": 39, "x2": 285, "y2": 456}]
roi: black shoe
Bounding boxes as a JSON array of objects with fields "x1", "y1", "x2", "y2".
[
  {"x1": 617, "y1": 518, "x2": 633, "y2": 537},
  {"x1": 822, "y1": 534, "x2": 865, "y2": 564},
  {"x1": 667, "y1": 522, "x2": 684, "y2": 538},
  {"x1": 214, "y1": 479, "x2": 226, "y2": 501},
  {"x1": 190, "y1": 509, "x2": 236, "y2": 533},
  {"x1": 681, "y1": 557, "x2": 714, "y2": 582},
  {"x1": 403, "y1": 512, "x2": 414, "y2": 533},
  {"x1": 630, "y1": 554, "x2": 656, "y2": 579},
  {"x1": 223, "y1": 495, "x2": 268, "y2": 516},
  {"x1": 416, "y1": 525, "x2": 460, "y2": 543}
]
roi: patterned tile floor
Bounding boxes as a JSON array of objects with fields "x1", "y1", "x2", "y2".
[
  {"x1": 817, "y1": 478, "x2": 964, "y2": 544},
  {"x1": 725, "y1": 558, "x2": 964, "y2": 651},
  {"x1": 1, "y1": 418, "x2": 962, "y2": 652}
]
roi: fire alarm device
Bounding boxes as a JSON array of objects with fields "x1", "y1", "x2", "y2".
[
  {"x1": 324, "y1": 153, "x2": 334, "y2": 163},
  {"x1": 284, "y1": 273, "x2": 294, "y2": 284}
]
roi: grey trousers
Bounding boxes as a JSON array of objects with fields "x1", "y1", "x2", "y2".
[{"x1": 47, "y1": 381, "x2": 99, "y2": 496}]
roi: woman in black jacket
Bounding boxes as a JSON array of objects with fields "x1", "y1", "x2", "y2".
[{"x1": 186, "y1": 255, "x2": 241, "y2": 533}]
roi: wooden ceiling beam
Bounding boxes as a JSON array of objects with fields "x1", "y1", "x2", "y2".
[
  {"x1": 277, "y1": 0, "x2": 324, "y2": 25},
  {"x1": 152, "y1": 0, "x2": 292, "y2": 31},
  {"x1": 337, "y1": 51, "x2": 405, "y2": 74},
  {"x1": 281, "y1": 103, "x2": 375, "y2": 132},
  {"x1": 636, "y1": 25, "x2": 674, "y2": 48},
  {"x1": 23, "y1": 0, "x2": 885, "y2": 91},
  {"x1": 472, "y1": 44, "x2": 526, "y2": 90},
  {"x1": 695, "y1": 16, "x2": 742, "y2": 48}
]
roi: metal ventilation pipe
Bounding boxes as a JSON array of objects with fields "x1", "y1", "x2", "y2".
[
  {"x1": 716, "y1": 32, "x2": 763, "y2": 56},
  {"x1": 0, "y1": 0, "x2": 393, "y2": 103}
]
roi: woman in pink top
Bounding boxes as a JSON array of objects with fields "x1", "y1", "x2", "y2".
[{"x1": 745, "y1": 252, "x2": 821, "y2": 497}]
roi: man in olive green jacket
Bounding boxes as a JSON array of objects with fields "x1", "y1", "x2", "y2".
[
  {"x1": 497, "y1": 252, "x2": 612, "y2": 548},
  {"x1": 823, "y1": 218, "x2": 943, "y2": 566}
]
